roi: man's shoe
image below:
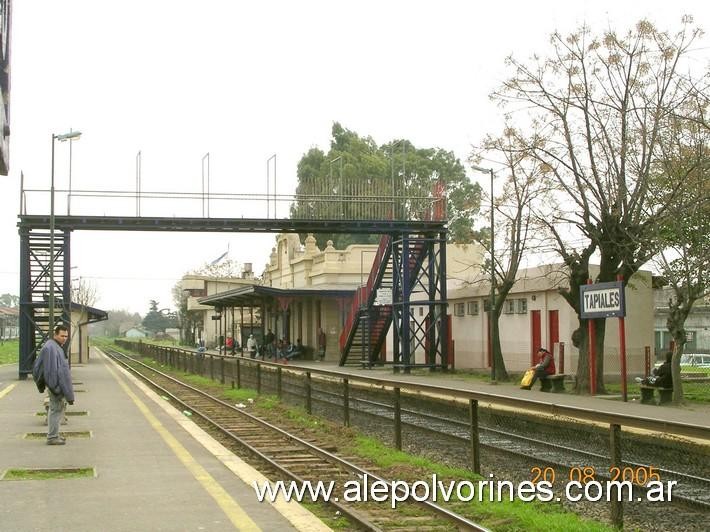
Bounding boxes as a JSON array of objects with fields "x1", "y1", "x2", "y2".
[{"x1": 47, "y1": 438, "x2": 66, "y2": 445}]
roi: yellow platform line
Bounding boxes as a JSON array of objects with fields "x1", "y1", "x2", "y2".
[
  {"x1": 0, "y1": 383, "x2": 16, "y2": 399},
  {"x1": 104, "y1": 362, "x2": 261, "y2": 531}
]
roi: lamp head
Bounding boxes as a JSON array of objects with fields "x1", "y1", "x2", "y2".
[
  {"x1": 55, "y1": 130, "x2": 82, "y2": 142},
  {"x1": 470, "y1": 164, "x2": 492, "y2": 174}
]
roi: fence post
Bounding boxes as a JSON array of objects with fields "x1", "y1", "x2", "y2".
[
  {"x1": 644, "y1": 346, "x2": 651, "y2": 378},
  {"x1": 559, "y1": 342, "x2": 565, "y2": 374},
  {"x1": 305, "y1": 372, "x2": 312, "y2": 414},
  {"x1": 394, "y1": 387, "x2": 402, "y2": 450},
  {"x1": 236, "y1": 358, "x2": 241, "y2": 389},
  {"x1": 220, "y1": 356, "x2": 225, "y2": 385},
  {"x1": 277, "y1": 367, "x2": 282, "y2": 399},
  {"x1": 343, "y1": 378, "x2": 350, "y2": 427},
  {"x1": 256, "y1": 362, "x2": 261, "y2": 394},
  {"x1": 209, "y1": 355, "x2": 214, "y2": 381},
  {"x1": 469, "y1": 399, "x2": 480, "y2": 474},
  {"x1": 609, "y1": 424, "x2": 623, "y2": 528}
]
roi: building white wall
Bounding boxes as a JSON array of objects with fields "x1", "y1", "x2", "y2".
[{"x1": 443, "y1": 265, "x2": 654, "y2": 376}]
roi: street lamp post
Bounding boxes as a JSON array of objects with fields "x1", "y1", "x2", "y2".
[
  {"x1": 49, "y1": 130, "x2": 82, "y2": 335},
  {"x1": 471, "y1": 164, "x2": 496, "y2": 382}
]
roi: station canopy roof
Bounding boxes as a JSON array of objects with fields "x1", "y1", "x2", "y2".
[
  {"x1": 70, "y1": 303, "x2": 109, "y2": 323},
  {"x1": 197, "y1": 285, "x2": 355, "y2": 309}
]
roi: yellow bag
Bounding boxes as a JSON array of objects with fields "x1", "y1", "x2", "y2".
[{"x1": 520, "y1": 369, "x2": 534, "y2": 388}]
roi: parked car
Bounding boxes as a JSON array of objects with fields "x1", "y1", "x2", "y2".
[{"x1": 680, "y1": 353, "x2": 710, "y2": 368}]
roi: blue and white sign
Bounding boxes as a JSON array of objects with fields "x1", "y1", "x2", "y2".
[{"x1": 580, "y1": 281, "x2": 626, "y2": 319}]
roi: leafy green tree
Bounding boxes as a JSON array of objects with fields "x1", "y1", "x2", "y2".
[
  {"x1": 142, "y1": 300, "x2": 176, "y2": 333},
  {"x1": 291, "y1": 123, "x2": 481, "y2": 248},
  {"x1": 0, "y1": 293, "x2": 19, "y2": 307},
  {"x1": 654, "y1": 113, "x2": 710, "y2": 403}
]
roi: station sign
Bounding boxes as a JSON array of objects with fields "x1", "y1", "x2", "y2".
[{"x1": 579, "y1": 281, "x2": 626, "y2": 319}]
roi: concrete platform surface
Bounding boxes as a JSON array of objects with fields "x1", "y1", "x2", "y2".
[
  {"x1": 0, "y1": 353, "x2": 330, "y2": 532},
  {"x1": 292, "y1": 361, "x2": 710, "y2": 432}
]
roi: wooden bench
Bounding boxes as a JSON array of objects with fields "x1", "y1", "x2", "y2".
[
  {"x1": 640, "y1": 384, "x2": 673, "y2": 405},
  {"x1": 540, "y1": 374, "x2": 567, "y2": 393}
]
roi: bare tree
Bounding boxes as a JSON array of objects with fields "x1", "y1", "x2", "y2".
[
  {"x1": 491, "y1": 18, "x2": 709, "y2": 393},
  {"x1": 472, "y1": 128, "x2": 547, "y2": 380},
  {"x1": 72, "y1": 278, "x2": 99, "y2": 307}
]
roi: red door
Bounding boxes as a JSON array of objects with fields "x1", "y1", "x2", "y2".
[{"x1": 531, "y1": 310, "x2": 541, "y2": 365}]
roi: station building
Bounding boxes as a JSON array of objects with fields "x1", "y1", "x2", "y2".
[
  {"x1": 67, "y1": 303, "x2": 108, "y2": 364},
  {"x1": 182, "y1": 270, "x2": 259, "y2": 348},
  {"x1": 194, "y1": 233, "x2": 654, "y2": 376},
  {"x1": 441, "y1": 264, "x2": 654, "y2": 377}
]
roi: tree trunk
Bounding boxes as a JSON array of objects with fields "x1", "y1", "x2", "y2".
[
  {"x1": 670, "y1": 343, "x2": 685, "y2": 404},
  {"x1": 573, "y1": 324, "x2": 590, "y2": 394},
  {"x1": 667, "y1": 298, "x2": 691, "y2": 405},
  {"x1": 491, "y1": 309, "x2": 509, "y2": 381}
]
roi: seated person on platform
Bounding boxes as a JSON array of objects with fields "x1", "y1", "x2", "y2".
[
  {"x1": 637, "y1": 352, "x2": 673, "y2": 387},
  {"x1": 285, "y1": 339, "x2": 304, "y2": 360},
  {"x1": 522, "y1": 348, "x2": 556, "y2": 390}
]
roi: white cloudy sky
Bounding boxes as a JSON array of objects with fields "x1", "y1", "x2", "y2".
[{"x1": 1, "y1": 1, "x2": 707, "y2": 315}]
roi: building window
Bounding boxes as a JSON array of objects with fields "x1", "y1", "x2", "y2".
[
  {"x1": 419, "y1": 307, "x2": 424, "y2": 317},
  {"x1": 503, "y1": 300, "x2": 515, "y2": 314},
  {"x1": 517, "y1": 299, "x2": 528, "y2": 313},
  {"x1": 454, "y1": 303, "x2": 465, "y2": 316},
  {"x1": 467, "y1": 301, "x2": 479, "y2": 315}
]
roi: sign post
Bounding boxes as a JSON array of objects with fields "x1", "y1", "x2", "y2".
[
  {"x1": 617, "y1": 275, "x2": 628, "y2": 402},
  {"x1": 580, "y1": 280, "x2": 627, "y2": 397}
]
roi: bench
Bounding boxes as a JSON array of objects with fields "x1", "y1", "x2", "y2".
[
  {"x1": 639, "y1": 384, "x2": 673, "y2": 405},
  {"x1": 540, "y1": 374, "x2": 567, "y2": 393}
]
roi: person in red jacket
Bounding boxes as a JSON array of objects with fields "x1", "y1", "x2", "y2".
[{"x1": 522, "y1": 348, "x2": 556, "y2": 390}]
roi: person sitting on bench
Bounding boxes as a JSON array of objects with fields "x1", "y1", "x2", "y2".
[
  {"x1": 284, "y1": 339, "x2": 304, "y2": 360},
  {"x1": 522, "y1": 348, "x2": 556, "y2": 390},
  {"x1": 637, "y1": 352, "x2": 673, "y2": 387}
]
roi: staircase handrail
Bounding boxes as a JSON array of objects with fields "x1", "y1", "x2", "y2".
[{"x1": 339, "y1": 235, "x2": 390, "y2": 352}]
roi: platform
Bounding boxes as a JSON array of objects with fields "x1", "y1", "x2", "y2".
[
  {"x1": 0, "y1": 353, "x2": 330, "y2": 532},
  {"x1": 293, "y1": 361, "x2": 710, "y2": 434}
]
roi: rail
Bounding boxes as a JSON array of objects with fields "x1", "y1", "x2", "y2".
[{"x1": 116, "y1": 340, "x2": 710, "y2": 442}]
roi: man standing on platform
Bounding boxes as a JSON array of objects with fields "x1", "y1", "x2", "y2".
[
  {"x1": 317, "y1": 328, "x2": 327, "y2": 362},
  {"x1": 41, "y1": 324, "x2": 75, "y2": 445}
]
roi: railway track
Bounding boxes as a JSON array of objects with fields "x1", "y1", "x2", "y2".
[
  {"x1": 297, "y1": 385, "x2": 710, "y2": 511},
  {"x1": 104, "y1": 348, "x2": 489, "y2": 532}
]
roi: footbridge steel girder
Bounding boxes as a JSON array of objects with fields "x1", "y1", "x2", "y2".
[{"x1": 18, "y1": 215, "x2": 446, "y2": 235}]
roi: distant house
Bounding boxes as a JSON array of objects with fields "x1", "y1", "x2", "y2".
[
  {"x1": 0, "y1": 306, "x2": 19, "y2": 339},
  {"x1": 125, "y1": 328, "x2": 148, "y2": 339}
]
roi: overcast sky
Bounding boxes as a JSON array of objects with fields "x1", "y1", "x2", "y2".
[{"x1": 1, "y1": 1, "x2": 707, "y2": 315}]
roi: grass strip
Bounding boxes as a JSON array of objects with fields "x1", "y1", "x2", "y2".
[
  {"x1": 2, "y1": 467, "x2": 95, "y2": 480},
  {"x1": 0, "y1": 339, "x2": 19, "y2": 365}
]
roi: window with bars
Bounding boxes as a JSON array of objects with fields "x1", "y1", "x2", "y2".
[
  {"x1": 467, "y1": 301, "x2": 479, "y2": 315},
  {"x1": 517, "y1": 299, "x2": 528, "y2": 313},
  {"x1": 454, "y1": 303, "x2": 465, "y2": 316}
]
